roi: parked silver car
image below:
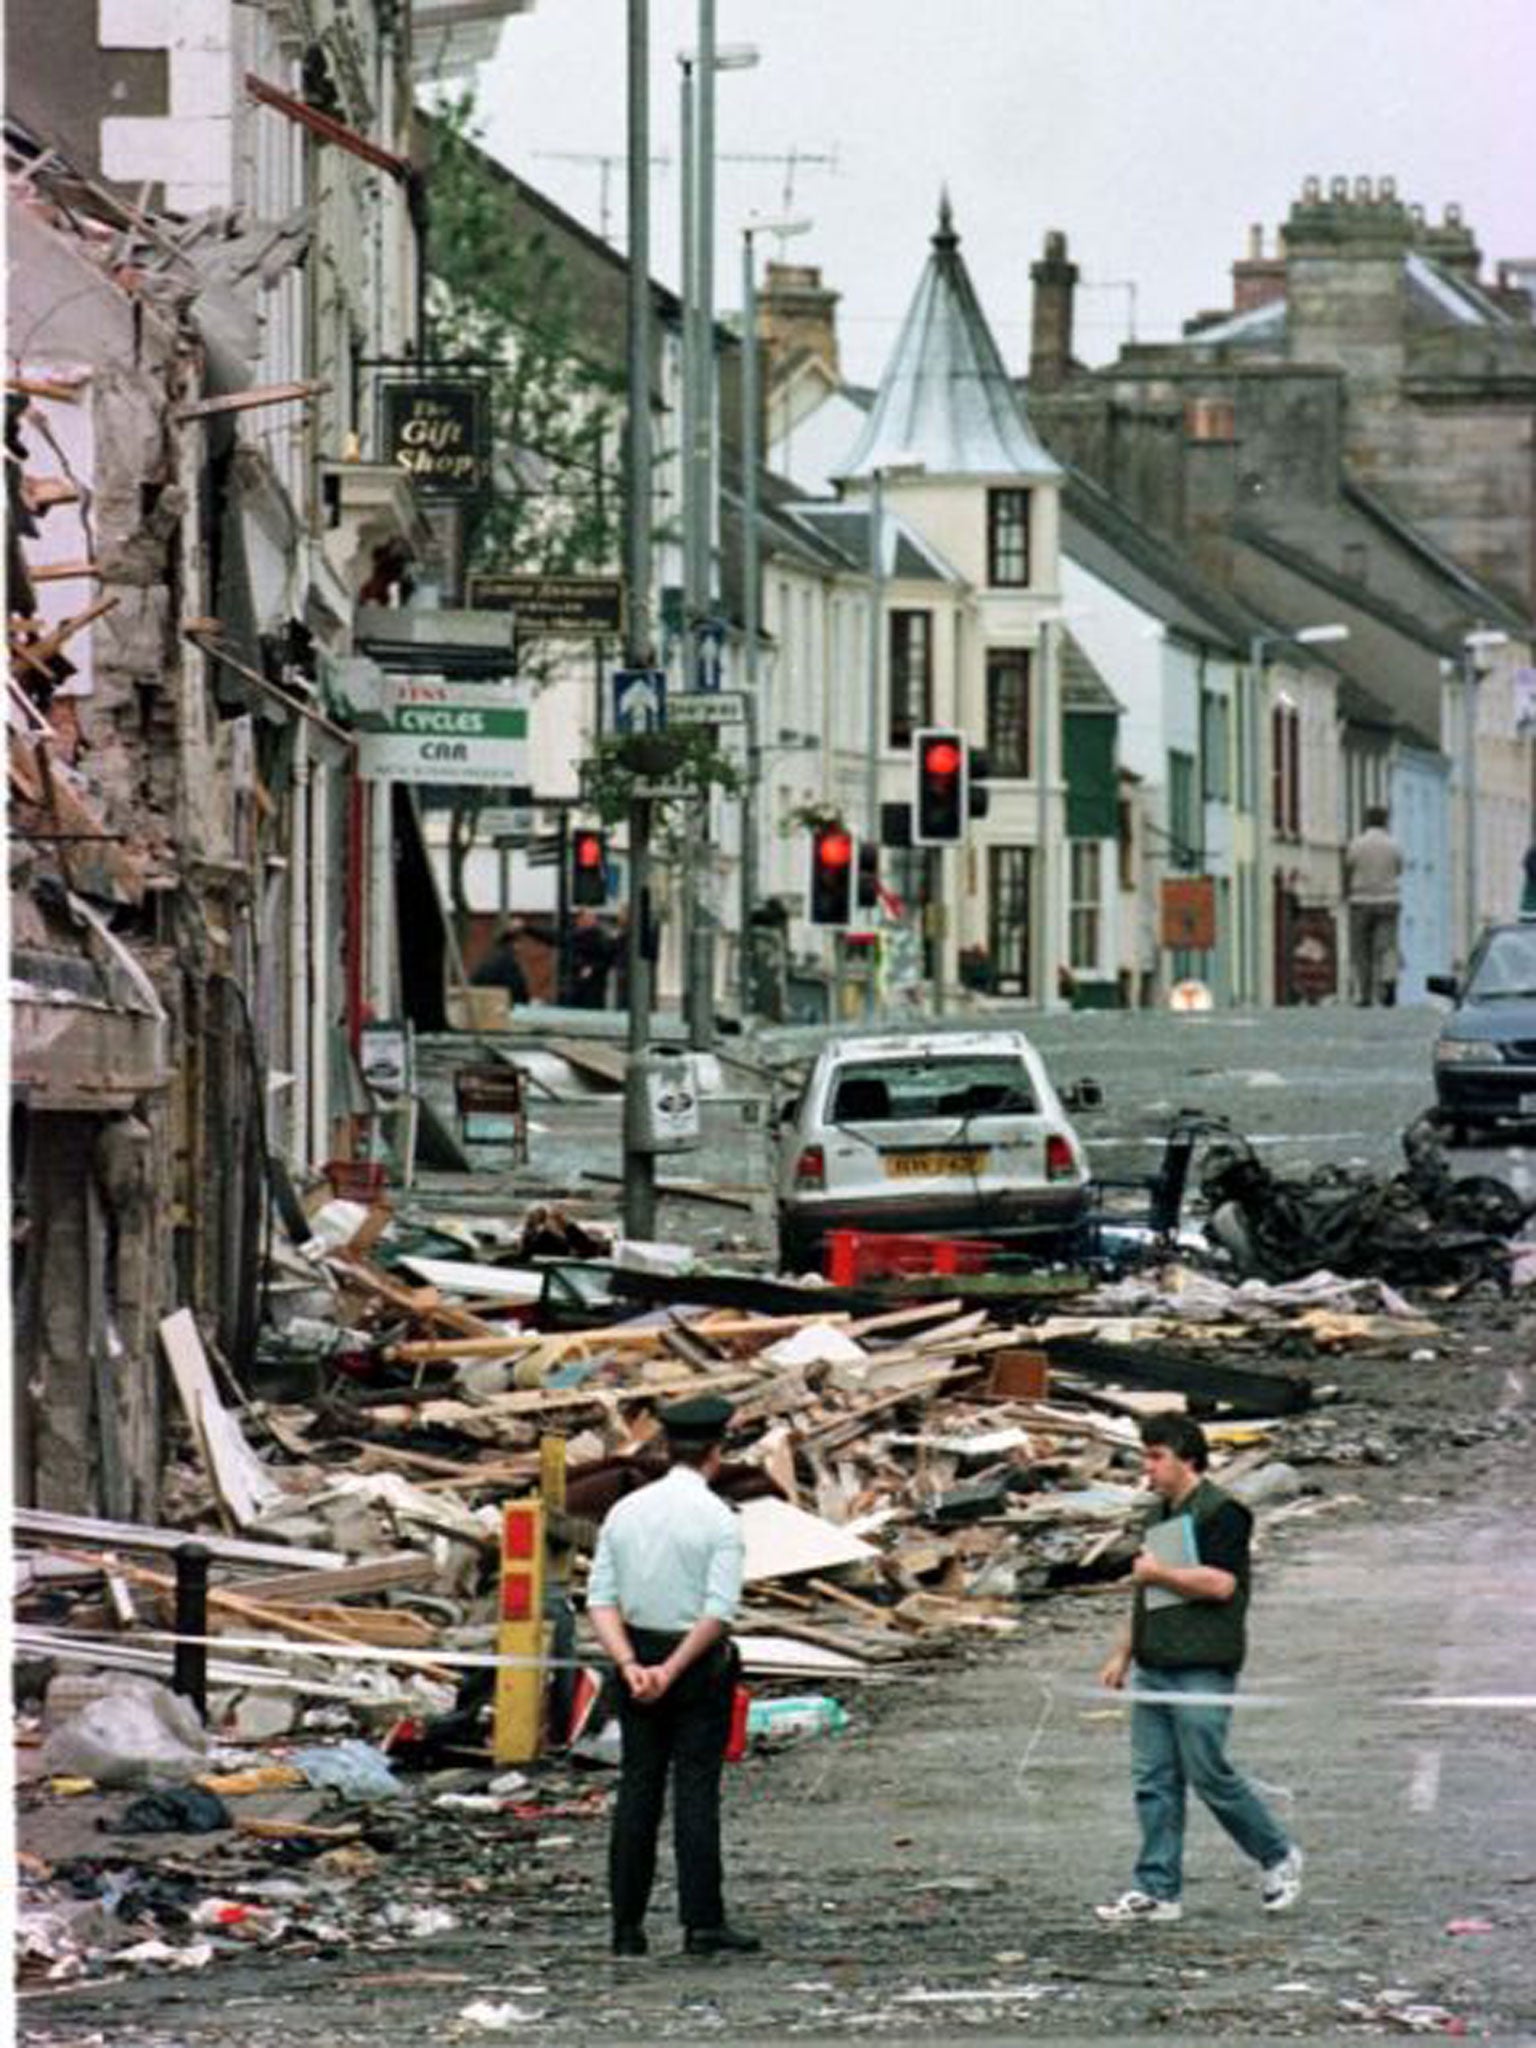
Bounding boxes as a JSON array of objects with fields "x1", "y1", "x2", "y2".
[{"x1": 775, "y1": 1029, "x2": 1094, "y2": 1274}]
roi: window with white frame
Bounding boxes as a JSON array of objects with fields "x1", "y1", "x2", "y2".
[{"x1": 1069, "y1": 841, "x2": 1103, "y2": 972}]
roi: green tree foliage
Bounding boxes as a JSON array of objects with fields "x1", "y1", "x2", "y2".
[
  {"x1": 425, "y1": 94, "x2": 626, "y2": 927},
  {"x1": 426, "y1": 92, "x2": 621, "y2": 583}
]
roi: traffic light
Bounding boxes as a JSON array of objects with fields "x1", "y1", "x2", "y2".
[
  {"x1": 914, "y1": 727, "x2": 967, "y2": 844},
  {"x1": 857, "y1": 841, "x2": 880, "y2": 911},
  {"x1": 968, "y1": 744, "x2": 991, "y2": 822},
  {"x1": 571, "y1": 828, "x2": 608, "y2": 906},
  {"x1": 809, "y1": 823, "x2": 855, "y2": 926}
]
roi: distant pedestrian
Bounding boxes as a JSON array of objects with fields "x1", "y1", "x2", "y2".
[
  {"x1": 569, "y1": 910, "x2": 619, "y2": 1009},
  {"x1": 1345, "y1": 805, "x2": 1404, "y2": 1006},
  {"x1": 587, "y1": 1396, "x2": 759, "y2": 1960},
  {"x1": 1095, "y1": 1414, "x2": 1302, "y2": 1926},
  {"x1": 1521, "y1": 841, "x2": 1536, "y2": 920},
  {"x1": 469, "y1": 921, "x2": 530, "y2": 1004}
]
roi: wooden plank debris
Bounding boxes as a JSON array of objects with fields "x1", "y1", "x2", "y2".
[
  {"x1": 159, "y1": 1309, "x2": 284, "y2": 1529},
  {"x1": 12, "y1": 1508, "x2": 344, "y2": 1571}
]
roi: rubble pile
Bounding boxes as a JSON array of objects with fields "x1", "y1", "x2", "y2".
[{"x1": 16, "y1": 1176, "x2": 1527, "y2": 1994}]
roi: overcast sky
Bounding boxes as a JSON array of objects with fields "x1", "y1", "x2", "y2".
[{"x1": 466, "y1": 0, "x2": 1536, "y2": 386}]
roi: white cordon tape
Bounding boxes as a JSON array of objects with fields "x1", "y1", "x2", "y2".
[
  {"x1": 1074, "y1": 1685, "x2": 1536, "y2": 1712},
  {"x1": 36, "y1": 1631, "x2": 1536, "y2": 1708},
  {"x1": 55, "y1": 1629, "x2": 899, "y2": 1679}
]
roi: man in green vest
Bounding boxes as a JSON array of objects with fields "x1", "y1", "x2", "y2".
[{"x1": 1095, "y1": 1413, "x2": 1303, "y2": 1925}]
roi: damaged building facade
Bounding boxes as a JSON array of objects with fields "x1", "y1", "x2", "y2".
[{"x1": 7, "y1": 0, "x2": 438, "y2": 1517}]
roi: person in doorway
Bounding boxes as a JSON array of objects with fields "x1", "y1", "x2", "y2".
[
  {"x1": 1520, "y1": 840, "x2": 1536, "y2": 920},
  {"x1": 569, "y1": 910, "x2": 619, "y2": 1008},
  {"x1": 469, "y1": 921, "x2": 530, "y2": 1004},
  {"x1": 1345, "y1": 805, "x2": 1404, "y2": 1005},
  {"x1": 587, "y1": 1396, "x2": 759, "y2": 1960},
  {"x1": 1095, "y1": 1414, "x2": 1302, "y2": 1926}
]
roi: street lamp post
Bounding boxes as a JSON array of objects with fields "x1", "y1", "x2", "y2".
[
  {"x1": 1250, "y1": 622, "x2": 1348, "y2": 1006},
  {"x1": 740, "y1": 214, "x2": 810, "y2": 1024},
  {"x1": 864, "y1": 468, "x2": 885, "y2": 1021},
  {"x1": 622, "y1": 0, "x2": 656, "y2": 1239},
  {"x1": 678, "y1": 25, "x2": 758, "y2": 1050},
  {"x1": 1460, "y1": 628, "x2": 1511, "y2": 960},
  {"x1": 861, "y1": 459, "x2": 923, "y2": 1017}
]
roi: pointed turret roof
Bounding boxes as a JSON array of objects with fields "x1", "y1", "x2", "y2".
[{"x1": 837, "y1": 195, "x2": 1061, "y2": 483}]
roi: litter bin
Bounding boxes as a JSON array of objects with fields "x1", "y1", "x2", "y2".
[{"x1": 623, "y1": 1050, "x2": 701, "y2": 1155}]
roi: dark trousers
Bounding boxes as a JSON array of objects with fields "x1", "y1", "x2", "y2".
[{"x1": 609, "y1": 1629, "x2": 735, "y2": 1933}]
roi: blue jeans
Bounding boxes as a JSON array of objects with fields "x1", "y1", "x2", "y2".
[{"x1": 1130, "y1": 1665, "x2": 1290, "y2": 1902}]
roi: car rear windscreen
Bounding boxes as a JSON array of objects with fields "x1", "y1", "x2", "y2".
[{"x1": 828, "y1": 1056, "x2": 1036, "y2": 1123}]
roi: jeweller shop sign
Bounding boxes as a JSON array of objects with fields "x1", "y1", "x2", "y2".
[{"x1": 356, "y1": 678, "x2": 529, "y2": 785}]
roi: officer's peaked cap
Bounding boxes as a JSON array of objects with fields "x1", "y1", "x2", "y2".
[{"x1": 660, "y1": 1394, "x2": 733, "y2": 1443}]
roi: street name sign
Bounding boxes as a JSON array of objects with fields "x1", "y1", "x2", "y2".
[
  {"x1": 671, "y1": 690, "x2": 747, "y2": 726},
  {"x1": 356, "y1": 677, "x2": 530, "y2": 786},
  {"x1": 479, "y1": 805, "x2": 536, "y2": 840}
]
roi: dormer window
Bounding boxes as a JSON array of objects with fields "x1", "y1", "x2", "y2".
[{"x1": 987, "y1": 488, "x2": 1031, "y2": 587}]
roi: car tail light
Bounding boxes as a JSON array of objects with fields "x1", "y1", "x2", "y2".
[
  {"x1": 794, "y1": 1145, "x2": 826, "y2": 1191},
  {"x1": 1045, "y1": 1133, "x2": 1076, "y2": 1182}
]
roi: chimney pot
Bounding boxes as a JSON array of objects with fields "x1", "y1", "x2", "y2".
[
  {"x1": 1303, "y1": 175, "x2": 1321, "y2": 201},
  {"x1": 1330, "y1": 175, "x2": 1349, "y2": 200}
]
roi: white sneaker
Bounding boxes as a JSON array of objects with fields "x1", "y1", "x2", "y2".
[
  {"x1": 1095, "y1": 1889, "x2": 1183, "y2": 1925},
  {"x1": 1262, "y1": 1846, "x2": 1304, "y2": 1912}
]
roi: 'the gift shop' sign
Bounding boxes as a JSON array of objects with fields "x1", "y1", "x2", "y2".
[{"x1": 378, "y1": 380, "x2": 490, "y2": 499}]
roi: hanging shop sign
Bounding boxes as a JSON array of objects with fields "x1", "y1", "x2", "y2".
[
  {"x1": 469, "y1": 573, "x2": 625, "y2": 636},
  {"x1": 378, "y1": 379, "x2": 490, "y2": 498},
  {"x1": 356, "y1": 677, "x2": 529, "y2": 785},
  {"x1": 1160, "y1": 875, "x2": 1217, "y2": 951}
]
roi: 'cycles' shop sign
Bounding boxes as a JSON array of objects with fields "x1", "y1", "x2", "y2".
[{"x1": 377, "y1": 380, "x2": 490, "y2": 498}]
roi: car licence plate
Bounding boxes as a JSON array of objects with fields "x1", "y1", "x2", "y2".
[{"x1": 884, "y1": 1149, "x2": 989, "y2": 1178}]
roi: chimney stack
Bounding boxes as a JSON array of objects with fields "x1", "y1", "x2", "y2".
[
  {"x1": 757, "y1": 262, "x2": 841, "y2": 382},
  {"x1": 1232, "y1": 221, "x2": 1286, "y2": 314},
  {"x1": 1029, "y1": 229, "x2": 1077, "y2": 393}
]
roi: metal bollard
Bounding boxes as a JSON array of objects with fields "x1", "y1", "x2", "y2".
[{"x1": 172, "y1": 1541, "x2": 210, "y2": 1722}]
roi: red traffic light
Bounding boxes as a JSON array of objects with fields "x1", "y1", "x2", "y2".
[
  {"x1": 913, "y1": 726, "x2": 967, "y2": 844},
  {"x1": 809, "y1": 823, "x2": 855, "y2": 925},
  {"x1": 571, "y1": 829, "x2": 608, "y2": 905}
]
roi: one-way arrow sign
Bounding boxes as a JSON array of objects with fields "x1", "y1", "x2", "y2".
[{"x1": 612, "y1": 667, "x2": 668, "y2": 734}]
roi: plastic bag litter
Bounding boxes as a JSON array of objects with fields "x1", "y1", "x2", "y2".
[
  {"x1": 746, "y1": 1694, "x2": 850, "y2": 1743},
  {"x1": 293, "y1": 1739, "x2": 403, "y2": 1801},
  {"x1": 459, "y1": 1999, "x2": 545, "y2": 2031},
  {"x1": 117, "y1": 1939, "x2": 215, "y2": 1972},
  {"x1": 40, "y1": 1678, "x2": 208, "y2": 1789}
]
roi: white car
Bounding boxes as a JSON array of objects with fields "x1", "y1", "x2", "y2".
[{"x1": 775, "y1": 1030, "x2": 1094, "y2": 1274}]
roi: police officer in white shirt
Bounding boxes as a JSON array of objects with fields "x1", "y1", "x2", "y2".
[{"x1": 587, "y1": 1394, "x2": 759, "y2": 1959}]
